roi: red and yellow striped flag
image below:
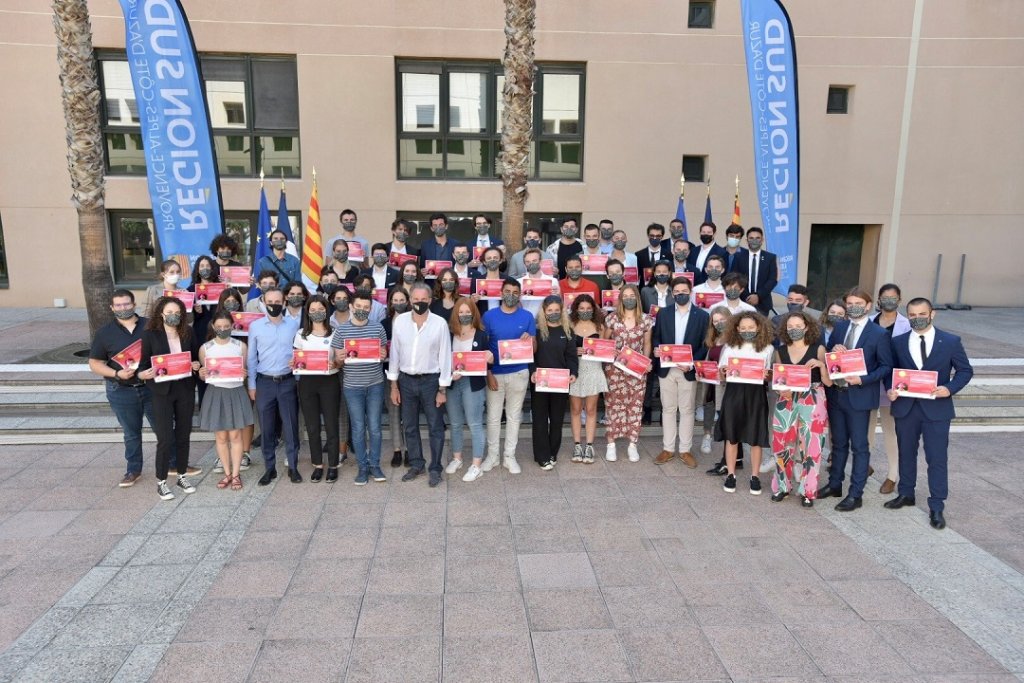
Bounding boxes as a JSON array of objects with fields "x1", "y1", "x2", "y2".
[
  {"x1": 300, "y1": 172, "x2": 323, "y2": 290},
  {"x1": 732, "y1": 175, "x2": 741, "y2": 225}
]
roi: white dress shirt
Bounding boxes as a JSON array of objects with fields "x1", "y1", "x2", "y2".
[
  {"x1": 371, "y1": 266, "x2": 389, "y2": 289},
  {"x1": 692, "y1": 281, "x2": 724, "y2": 296},
  {"x1": 387, "y1": 311, "x2": 453, "y2": 386},
  {"x1": 722, "y1": 298, "x2": 757, "y2": 314},
  {"x1": 695, "y1": 244, "x2": 716, "y2": 271},
  {"x1": 748, "y1": 250, "x2": 761, "y2": 287},
  {"x1": 908, "y1": 325, "x2": 936, "y2": 369},
  {"x1": 674, "y1": 305, "x2": 691, "y2": 345}
]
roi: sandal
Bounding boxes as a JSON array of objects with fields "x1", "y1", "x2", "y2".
[
  {"x1": 216, "y1": 475, "x2": 232, "y2": 489},
  {"x1": 230, "y1": 475, "x2": 243, "y2": 491}
]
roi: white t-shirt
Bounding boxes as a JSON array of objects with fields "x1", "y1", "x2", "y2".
[
  {"x1": 292, "y1": 329, "x2": 338, "y2": 375},
  {"x1": 203, "y1": 338, "x2": 245, "y2": 389}
]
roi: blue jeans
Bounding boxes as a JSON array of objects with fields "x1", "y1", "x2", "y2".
[
  {"x1": 398, "y1": 373, "x2": 446, "y2": 473},
  {"x1": 105, "y1": 381, "x2": 156, "y2": 475},
  {"x1": 344, "y1": 382, "x2": 385, "y2": 473},
  {"x1": 446, "y1": 377, "x2": 485, "y2": 461}
]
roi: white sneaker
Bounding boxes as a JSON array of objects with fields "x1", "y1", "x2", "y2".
[
  {"x1": 462, "y1": 464, "x2": 483, "y2": 482},
  {"x1": 445, "y1": 459, "x2": 463, "y2": 474},
  {"x1": 760, "y1": 458, "x2": 775, "y2": 474},
  {"x1": 580, "y1": 410, "x2": 587, "y2": 425},
  {"x1": 213, "y1": 461, "x2": 224, "y2": 473},
  {"x1": 503, "y1": 456, "x2": 522, "y2": 474},
  {"x1": 481, "y1": 453, "x2": 499, "y2": 472},
  {"x1": 605, "y1": 443, "x2": 617, "y2": 462},
  {"x1": 701, "y1": 434, "x2": 713, "y2": 454},
  {"x1": 695, "y1": 406, "x2": 705, "y2": 422},
  {"x1": 627, "y1": 443, "x2": 641, "y2": 462}
]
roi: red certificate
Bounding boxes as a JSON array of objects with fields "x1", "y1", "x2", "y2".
[
  {"x1": 725, "y1": 356, "x2": 766, "y2": 385},
  {"x1": 893, "y1": 369, "x2": 938, "y2": 399},
  {"x1": 458, "y1": 278, "x2": 473, "y2": 296},
  {"x1": 112, "y1": 339, "x2": 143, "y2": 370},
  {"x1": 772, "y1": 363, "x2": 812, "y2": 392},
  {"x1": 452, "y1": 351, "x2": 488, "y2": 377},
  {"x1": 694, "y1": 291, "x2": 725, "y2": 309},
  {"x1": 673, "y1": 270, "x2": 695, "y2": 286},
  {"x1": 580, "y1": 254, "x2": 608, "y2": 274},
  {"x1": 695, "y1": 360, "x2": 720, "y2": 384},
  {"x1": 498, "y1": 339, "x2": 533, "y2": 365},
  {"x1": 613, "y1": 347, "x2": 652, "y2": 379},
  {"x1": 647, "y1": 305, "x2": 661, "y2": 321},
  {"x1": 827, "y1": 349, "x2": 867, "y2": 380},
  {"x1": 643, "y1": 267, "x2": 653, "y2": 284},
  {"x1": 164, "y1": 289, "x2": 194, "y2": 312},
  {"x1": 601, "y1": 290, "x2": 620, "y2": 309},
  {"x1": 521, "y1": 278, "x2": 553, "y2": 298},
  {"x1": 194, "y1": 282, "x2": 226, "y2": 305},
  {"x1": 230, "y1": 312, "x2": 264, "y2": 336},
  {"x1": 624, "y1": 267, "x2": 640, "y2": 284},
  {"x1": 372, "y1": 288, "x2": 388, "y2": 305},
  {"x1": 540, "y1": 259, "x2": 555, "y2": 276},
  {"x1": 345, "y1": 240, "x2": 365, "y2": 259},
  {"x1": 562, "y1": 291, "x2": 584, "y2": 309},
  {"x1": 472, "y1": 246, "x2": 488, "y2": 261},
  {"x1": 423, "y1": 260, "x2": 452, "y2": 278},
  {"x1": 343, "y1": 338, "x2": 382, "y2": 364},
  {"x1": 476, "y1": 279, "x2": 505, "y2": 299},
  {"x1": 220, "y1": 266, "x2": 251, "y2": 287},
  {"x1": 152, "y1": 351, "x2": 192, "y2": 383},
  {"x1": 581, "y1": 337, "x2": 616, "y2": 363},
  {"x1": 205, "y1": 355, "x2": 244, "y2": 384},
  {"x1": 339, "y1": 282, "x2": 355, "y2": 293},
  {"x1": 389, "y1": 251, "x2": 418, "y2": 269},
  {"x1": 535, "y1": 368, "x2": 571, "y2": 393},
  {"x1": 292, "y1": 349, "x2": 330, "y2": 375},
  {"x1": 658, "y1": 344, "x2": 694, "y2": 368}
]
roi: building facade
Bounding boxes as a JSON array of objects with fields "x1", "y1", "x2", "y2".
[{"x1": 0, "y1": 0, "x2": 1022, "y2": 307}]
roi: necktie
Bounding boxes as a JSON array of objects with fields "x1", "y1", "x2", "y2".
[
  {"x1": 751, "y1": 255, "x2": 758, "y2": 289},
  {"x1": 920, "y1": 335, "x2": 928, "y2": 366},
  {"x1": 844, "y1": 322, "x2": 857, "y2": 349}
]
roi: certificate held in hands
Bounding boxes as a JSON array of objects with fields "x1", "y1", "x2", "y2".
[
  {"x1": 725, "y1": 357, "x2": 766, "y2": 384},
  {"x1": 164, "y1": 290, "x2": 195, "y2": 312},
  {"x1": 581, "y1": 337, "x2": 616, "y2": 363},
  {"x1": 422, "y1": 260, "x2": 452, "y2": 278},
  {"x1": 230, "y1": 312, "x2": 264, "y2": 336},
  {"x1": 535, "y1": 368, "x2": 571, "y2": 393},
  {"x1": 344, "y1": 339, "x2": 382, "y2": 364},
  {"x1": 498, "y1": 339, "x2": 533, "y2": 365},
  {"x1": 389, "y1": 252, "x2": 417, "y2": 269},
  {"x1": 521, "y1": 278, "x2": 553, "y2": 298},
  {"x1": 601, "y1": 290, "x2": 620, "y2": 309},
  {"x1": 892, "y1": 369, "x2": 939, "y2": 399},
  {"x1": 694, "y1": 291, "x2": 724, "y2": 309},
  {"x1": 613, "y1": 347, "x2": 652, "y2": 379},
  {"x1": 292, "y1": 349, "x2": 330, "y2": 375},
  {"x1": 694, "y1": 360, "x2": 720, "y2": 384},
  {"x1": 772, "y1": 364, "x2": 812, "y2": 392},
  {"x1": 220, "y1": 266, "x2": 251, "y2": 287},
  {"x1": 476, "y1": 279, "x2": 504, "y2": 299},
  {"x1": 580, "y1": 254, "x2": 608, "y2": 274},
  {"x1": 112, "y1": 339, "x2": 142, "y2": 370},
  {"x1": 658, "y1": 344, "x2": 694, "y2": 368},
  {"x1": 452, "y1": 351, "x2": 487, "y2": 376},
  {"x1": 152, "y1": 352, "x2": 192, "y2": 383},
  {"x1": 205, "y1": 356, "x2": 244, "y2": 384},
  {"x1": 827, "y1": 349, "x2": 867, "y2": 380},
  {"x1": 195, "y1": 283, "x2": 226, "y2": 304}
]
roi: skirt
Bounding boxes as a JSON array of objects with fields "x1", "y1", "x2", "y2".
[
  {"x1": 199, "y1": 384, "x2": 254, "y2": 432},
  {"x1": 570, "y1": 358, "x2": 609, "y2": 397},
  {"x1": 714, "y1": 381, "x2": 770, "y2": 447}
]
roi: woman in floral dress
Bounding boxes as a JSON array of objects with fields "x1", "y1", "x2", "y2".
[{"x1": 602, "y1": 284, "x2": 653, "y2": 463}]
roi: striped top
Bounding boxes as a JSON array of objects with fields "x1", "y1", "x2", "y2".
[{"x1": 330, "y1": 320, "x2": 388, "y2": 388}]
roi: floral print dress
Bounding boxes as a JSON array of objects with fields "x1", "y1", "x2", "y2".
[
  {"x1": 604, "y1": 312, "x2": 653, "y2": 442},
  {"x1": 771, "y1": 343, "x2": 829, "y2": 499}
]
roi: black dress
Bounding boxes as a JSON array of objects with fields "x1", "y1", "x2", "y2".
[{"x1": 714, "y1": 346, "x2": 771, "y2": 447}]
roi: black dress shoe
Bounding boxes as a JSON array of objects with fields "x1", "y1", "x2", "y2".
[
  {"x1": 391, "y1": 451, "x2": 402, "y2": 467},
  {"x1": 257, "y1": 469, "x2": 277, "y2": 486},
  {"x1": 325, "y1": 467, "x2": 338, "y2": 482},
  {"x1": 706, "y1": 459, "x2": 727, "y2": 476},
  {"x1": 929, "y1": 510, "x2": 946, "y2": 530},
  {"x1": 288, "y1": 468, "x2": 302, "y2": 483},
  {"x1": 310, "y1": 467, "x2": 324, "y2": 482},
  {"x1": 428, "y1": 471, "x2": 442, "y2": 487},
  {"x1": 883, "y1": 495, "x2": 916, "y2": 510},
  {"x1": 801, "y1": 496, "x2": 814, "y2": 508},
  {"x1": 401, "y1": 468, "x2": 424, "y2": 482},
  {"x1": 770, "y1": 491, "x2": 788, "y2": 502},
  {"x1": 403, "y1": 451, "x2": 411, "y2": 467},
  {"x1": 642, "y1": 409, "x2": 652, "y2": 425},
  {"x1": 817, "y1": 485, "x2": 841, "y2": 499},
  {"x1": 834, "y1": 495, "x2": 862, "y2": 512}
]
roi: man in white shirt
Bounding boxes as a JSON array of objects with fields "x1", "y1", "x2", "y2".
[
  {"x1": 518, "y1": 248, "x2": 560, "y2": 317},
  {"x1": 690, "y1": 222, "x2": 726, "y2": 286},
  {"x1": 388, "y1": 282, "x2": 452, "y2": 487},
  {"x1": 608, "y1": 230, "x2": 638, "y2": 269},
  {"x1": 367, "y1": 243, "x2": 399, "y2": 290},
  {"x1": 451, "y1": 244, "x2": 477, "y2": 281},
  {"x1": 470, "y1": 213, "x2": 505, "y2": 270}
]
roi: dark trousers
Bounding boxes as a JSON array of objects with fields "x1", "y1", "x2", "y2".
[
  {"x1": 827, "y1": 390, "x2": 872, "y2": 498},
  {"x1": 105, "y1": 382, "x2": 156, "y2": 475},
  {"x1": 256, "y1": 374, "x2": 300, "y2": 471},
  {"x1": 643, "y1": 370, "x2": 658, "y2": 413},
  {"x1": 398, "y1": 373, "x2": 445, "y2": 474},
  {"x1": 151, "y1": 379, "x2": 194, "y2": 481},
  {"x1": 531, "y1": 388, "x2": 568, "y2": 464},
  {"x1": 297, "y1": 373, "x2": 340, "y2": 467},
  {"x1": 895, "y1": 401, "x2": 950, "y2": 513}
]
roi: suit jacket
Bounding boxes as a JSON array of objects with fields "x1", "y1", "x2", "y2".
[
  {"x1": 687, "y1": 243, "x2": 727, "y2": 286},
  {"x1": 418, "y1": 237, "x2": 461, "y2": 267},
  {"x1": 138, "y1": 326, "x2": 200, "y2": 395},
  {"x1": 886, "y1": 327, "x2": 973, "y2": 421},
  {"x1": 640, "y1": 286, "x2": 671, "y2": 314},
  {"x1": 452, "y1": 328, "x2": 491, "y2": 392},
  {"x1": 735, "y1": 249, "x2": 779, "y2": 315},
  {"x1": 723, "y1": 247, "x2": 749, "y2": 275},
  {"x1": 361, "y1": 266, "x2": 400, "y2": 290},
  {"x1": 635, "y1": 245, "x2": 673, "y2": 275},
  {"x1": 826, "y1": 319, "x2": 894, "y2": 411},
  {"x1": 385, "y1": 243, "x2": 420, "y2": 259},
  {"x1": 651, "y1": 305, "x2": 710, "y2": 380}
]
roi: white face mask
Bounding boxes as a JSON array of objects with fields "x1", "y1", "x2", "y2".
[{"x1": 164, "y1": 273, "x2": 180, "y2": 285}]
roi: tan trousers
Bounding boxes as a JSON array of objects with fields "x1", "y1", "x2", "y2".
[
  {"x1": 869, "y1": 405, "x2": 899, "y2": 482},
  {"x1": 659, "y1": 367, "x2": 698, "y2": 453}
]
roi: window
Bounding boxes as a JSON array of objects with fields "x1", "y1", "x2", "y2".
[
  {"x1": 98, "y1": 53, "x2": 300, "y2": 178},
  {"x1": 396, "y1": 212, "x2": 581, "y2": 249},
  {"x1": 688, "y1": 1, "x2": 715, "y2": 29},
  {"x1": 108, "y1": 210, "x2": 301, "y2": 286},
  {"x1": 682, "y1": 155, "x2": 707, "y2": 183},
  {"x1": 397, "y1": 60, "x2": 585, "y2": 181},
  {"x1": 0, "y1": 212, "x2": 8, "y2": 287},
  {"x1": 827, "y1": 86, "x2": 851, "y2": 114}
]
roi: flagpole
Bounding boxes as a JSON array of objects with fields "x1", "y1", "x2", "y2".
[{"x1": 260, "y1": 167, "x2": 264, "y2": 189}]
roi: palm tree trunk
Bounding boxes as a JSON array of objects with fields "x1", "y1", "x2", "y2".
[
  {"x1": 500, "y1": 0, "x2": 536, "y2": 250},
  {"x1": 53, "y1": 0, "x2": 113, "y2": 337}
]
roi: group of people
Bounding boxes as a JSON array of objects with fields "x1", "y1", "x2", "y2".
[{"x1": 90, "y1": 211, "x2": 973, "y2": 529}]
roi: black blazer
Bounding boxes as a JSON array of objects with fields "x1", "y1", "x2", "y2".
[
  {"x1": 385, "y1": 243, "x2": 420, "y2": 259},
  {"x1": 361, "y1": 266, "x2": 401, "y2": 290},
  {"x1": 735, "y1": 249, "x2": 779, "y2": 315},
  {"x1": 723, "y1": 247, "x2": 749, "y2": 275},
  {"x1": 651, "y1": 305, "x2": 710, "y2": 380},
  {"x1": 452, "y1": 329, "x2": 490, "y2": 392},
  {"x1": 635, "y1": 245, "x2": 673, "y2": 274},
  {"x1": 687, "y1": 243, "x2": 727, "y2": 286},
  {"x1": 139, "y1": 326, "x2": 200, "y2": 395}
]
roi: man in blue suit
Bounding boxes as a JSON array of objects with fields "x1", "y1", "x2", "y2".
[
  {"x1": 418, "y1": 212, "x2": 462, "y2": 268},
  {"x1": 469, "y1": 213, "x2": 504, "y2": 274},
  {"x1": 817, "y1": 287, "x2": 894, "y2": 511},
  {"x1": 882, "y1": 298, "x2": 973, "y2": 529}
]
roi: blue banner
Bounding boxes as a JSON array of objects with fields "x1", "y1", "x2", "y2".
[
  {"x1": 741, "y1": 0, "x2": 800, "y2": 293},
  {"x1": 117, "y1": 0, "x2": 223, "y2": 273}
]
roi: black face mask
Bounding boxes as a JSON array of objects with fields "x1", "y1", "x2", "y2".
[
  {"x1": 699, "y1": 234, "x2": 714, "y2": 245},
  {"x1": 265, "y1": 304, "x2": 284, "y2": 317},
  {"x1": 412, "y1": 301, "x2": 429, "y2": 315}
]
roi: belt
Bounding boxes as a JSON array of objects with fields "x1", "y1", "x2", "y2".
[
  {"x1": 401, "y1": 371, "x2": 439, "y2": 378},
  {"x1": 107, "y1": 379, "x2": 145, "y2": 389},
  {"x1": 257, "y1": 372, "x2": 293, "y2": 383}
]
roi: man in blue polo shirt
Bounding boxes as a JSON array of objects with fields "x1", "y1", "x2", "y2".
[{"x1": 481, "y1": 278, "x2": 536, "y2": 475}]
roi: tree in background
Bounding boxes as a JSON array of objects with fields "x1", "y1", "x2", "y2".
[{"x1": 500, "y1": 0, "x2": 535, "y2": 250}]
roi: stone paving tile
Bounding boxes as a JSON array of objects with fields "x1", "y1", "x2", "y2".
[
  {"x1": 446, "y1": 523, "x2": 515, "y2": 556},
  {"x1": 344, "y1": 635, "x2": 440, "y2": 683},
  {"x1": 518, "y1": 552, "x2": 597, "y2": 590},
  {"x1": 531, "y1": 629, "x2": 633, "y2": 683},
  {"x1": 205, "y1": 560, "x2": 297, "y2": 600},
  {"x1": 355, "y1": 593, "x2": 442, "y2": 637},
  {"x1": 601, "y1": 585, "x2": 697, "y2": 629},
  {"x1": 173, "y1": 597, "x2": 279, "y2": 643},
  {"x1": 265, "y1": 593, "x2": 362, "y2": 640},
  {"x1": 13, "y1": 645, "x2": 132, "y2": 683},
  {"x1": 286, "y1": 557, "x2": 370, "y2": 596},
  {"x1": 365, "y1": 554, "x2": 444, "y2": 595},
  {"x1": 873, "y1": 619, "x2": 1009, "y2": 675},
  {"x1": 703, "y1": 622, "x2": 823, "y2": 680},
  {"x1": 49, "y1": 602, "x2": 164, "y2": 649},
  {"x1": 620, "y1": 627, "x2": 729, "y2": 681},
  {"x1": 443, "y1": 632, "x2": 538, "y2": 683},
  {"x1": 248, "y1": 638, "x2": 350, "y2": 683},
  {"x1": 446, "y1": 552, "x2": 520, "y2": 593},
  {"x1": 524, "y1": 588, "x2": 613, "y2": 631},
  {"x1": 443, "y1": 591, "x2": 529, "y2": 636},
  {"x1": 149, "y1": 641, "x2": 260, "y2": 683}
]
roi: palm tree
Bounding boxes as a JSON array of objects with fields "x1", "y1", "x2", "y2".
[
  {"x1": 53, "y1": 0, "x2": 113, "y2": 337},
  {"x1": 500, "y1": 0, "x2": 535, "y2": 251}
]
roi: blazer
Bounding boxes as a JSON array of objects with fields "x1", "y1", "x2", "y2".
[
  {"x1": 385, "y1": 243, "x2": 420, "y2": 259},
  {"x1": 886, "y1": 327, "x2": 973, "y2": 421},
  {"x1": 418, "y1": 237, "x2": 461, "y2": 267},
  {"x1": 826, "y1": 319, "x2": 894, "y2": 411},
  {"x1": 723, "y1": 247, "x2": 749, "y2": 275},
  {"x1": 640, "y1": 286, "x2": 672, "y2": 314},
  {"x1": 687, "y1": 243, "x2": 728, "y2": 286},
  {"x1": 735, "y1": 249, "x2": 779, "y2": 316},
  {"x1": 651, "y1": 305, "x2": 710, "y2": 380},
  {"x1": 361, "y1": 266, "x2": 400, "y2": 290},
  {"x1": 635, "y1": 245, "x2": 673, "y2": 274},
  {"x1": 138, "y1": 326, "x2": 200, "y2": 395},
  {"x1": 452, "y1": 329, "x2": 490, "y2": 392}
]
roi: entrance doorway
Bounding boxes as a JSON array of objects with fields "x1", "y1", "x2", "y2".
[{"x1": 806, "y1": 224, "x2": 865, "y2": 308}]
